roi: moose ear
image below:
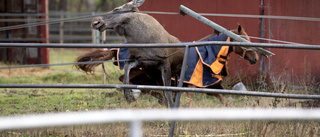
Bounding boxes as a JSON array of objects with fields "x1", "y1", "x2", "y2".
[
  {"x1": 237, "y1": 24, "x2": 242, "y2": 33},
  {"x1": 131, "y1": 0, "x2": 145, "y2": 7}
]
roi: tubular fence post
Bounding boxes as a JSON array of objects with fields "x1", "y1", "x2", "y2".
[
  {"x1": 168, "y1": 45, "x2": 190, "y2": 137},
  {"x1": 259, "y1": 0, "x2": 266, "y2": 85},
  {"x1": 92, "y1": 30, "x2": 96, "y2": 44},
  {"x1": 95, "y1": 30, "x2": 100, "y2": 44},
  {"x1": 130, "y1": 120, "x2": 142, "y2": 137},
  {"x1": 59, "y1": 11, "x2": 64, "y2": 44}
]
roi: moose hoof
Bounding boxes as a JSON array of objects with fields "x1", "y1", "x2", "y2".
[{"x1": 124, "y1": 89, "x2": 136, "y2": 104}]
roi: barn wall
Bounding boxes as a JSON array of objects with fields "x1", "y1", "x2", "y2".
[
  {"x1": 139, "y1": 0, "x2": 320, "y2": 85},
  {"x1": 0, "y1": 0, "x2": 49, "y2": 65},
  {"x1": 264, "y1": 0, "x2": 320, "y2": 85}
]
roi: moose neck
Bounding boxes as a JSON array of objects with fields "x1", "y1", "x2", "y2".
[{"x1": 119, "y1": 13, "x2": 171, "y2": 44}]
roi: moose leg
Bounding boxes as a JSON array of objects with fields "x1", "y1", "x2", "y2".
[
  {"x1": 119, "y1": 69, "x2": 164, "y2": 104},
  {"x1": 123, "y1": 60, "x2": 138, "y2": 104},
  {"x1": 161, "y1": 63, "x2": 174, "y2": 108}
]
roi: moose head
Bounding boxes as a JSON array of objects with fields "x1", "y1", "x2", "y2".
[{"x1": 91, "y1": 0, "x2": 144, "y2": 34}]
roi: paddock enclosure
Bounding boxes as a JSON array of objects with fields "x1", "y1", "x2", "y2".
[
  {"x1": 1, "y1": 0, "x2": 319, "y2": 85},
  {"x1": 0, "y1": 0, "x2": 320, "y2": 137}
]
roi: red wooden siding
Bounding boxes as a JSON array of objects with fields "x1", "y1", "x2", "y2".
[{"x1": 264, "y1": 0, "x2": 320, "y2": 84}]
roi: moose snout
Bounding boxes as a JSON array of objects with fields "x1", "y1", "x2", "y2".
[
  {"x1": 92, "y1": 21, "x2": 100, "y2": 27},
  {"x1": 91, "y1": 17, "x2": 105, "y2": 30}
]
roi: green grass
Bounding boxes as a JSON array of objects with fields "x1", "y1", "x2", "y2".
[
  {"x1": 0, "y1": 49, "x2": 320, "y2": 136},
  {"x1": 0, "y1": 88, "x2": 125, "y2": 115},
  {"x1": 0, "y1": 48, "x2": 127, "y2": 116},
  {"x1": 0, "y1": 65, "x2": 121, "y2": 84}
]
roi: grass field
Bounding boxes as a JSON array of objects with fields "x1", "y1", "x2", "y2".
[{"x1": 0, "y1": 48, "x2": 319, "y2": 136}]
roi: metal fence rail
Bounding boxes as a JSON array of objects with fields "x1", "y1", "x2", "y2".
[
  {"x1": 1, "y1": 25, "x2": 320, "y2": 137},
  {"x1": 0, "y1": 60, "x2": 123, "y2": 70},
  {"x1": 0, "y1": 42, "x2": 319, "y2": 49},
  {"x1": 1, "y1": 11, "x2": 319, "y2": 22},
  {"x1": 1, "y1": 84, "x2": 320, "y2": 100},
  {"x1": 1, "y1": 108, "x2": 320, "y2": 135}
]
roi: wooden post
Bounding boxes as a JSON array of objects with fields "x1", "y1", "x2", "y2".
[
  {"x1": 92, "y1": 30, "x2": 96, "y2": 44},
  {"x1": 39, "y1": 0, "x2": 49, "y2": 67},
  {"x1": 101, "y1": 31, "x2": 107, "y2": 84},
  {"x1": 102, "y1": 31, "x2": 106, "y2": 44},
  {"x1": 59, "y1": 13, "x2": 64, "y2": 44}
]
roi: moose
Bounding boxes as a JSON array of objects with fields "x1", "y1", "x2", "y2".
[{"x1": 83, "y1": 0, "x2": 259, "y2": 107}]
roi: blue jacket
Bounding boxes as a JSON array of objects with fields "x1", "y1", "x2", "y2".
[{"x1": 182, "y1": 34, "x2": 230, "y2": 87}]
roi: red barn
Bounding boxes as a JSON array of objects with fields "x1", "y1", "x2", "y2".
[
  {"x1": 138, "y1": 0, "x2": 320, "y2": 85},
  {"x1": 0, "y1": 0, "x2": 49, "y2": 65}
]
